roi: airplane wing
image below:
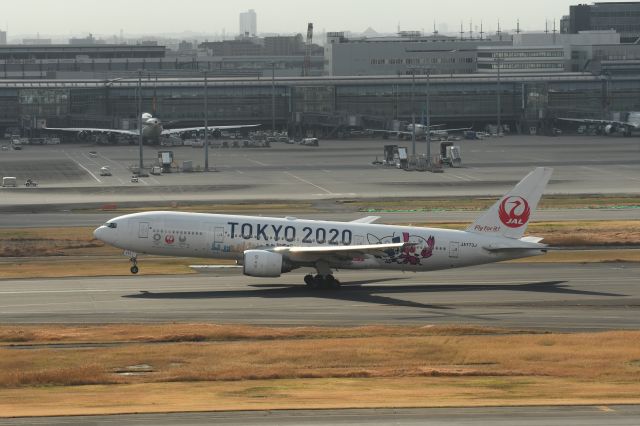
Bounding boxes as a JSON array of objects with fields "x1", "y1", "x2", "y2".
[
  {"x1": 273, "y1": 242, "x2": 410, "y2": 262},
  {"x1": 367, "y1": 129, "x2": 411, "y2": 136},
  {"x1": 44, "y1": 127, "x2": 139, "y2": 136},
  {"x1": 435, "y1": 127, "x2": 472, "y2": 133},
  {"x1": 161, "y1": 124, "x2": 261, "y2": 135},
  {"x1": 557, "y1": 118, "x2": 639, "y2": 129}
]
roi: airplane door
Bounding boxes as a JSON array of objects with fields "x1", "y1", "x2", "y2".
[
  {"x1": 449, "y1": 242, "x2": 459, "y2": 258},
  {"x1": 138, "y1": 222, "x2": 149, "y2": 239},
  {"x1": 204, "y1": 223, "x2": 225, "y2": 252},
  {"x1": 213, "y1": 226, "x2": 225, "y2": 251}
]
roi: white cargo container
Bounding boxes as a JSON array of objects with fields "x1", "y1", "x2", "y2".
[{"x1": 2, "y1": 177, "x2": 17, "y2": 187}]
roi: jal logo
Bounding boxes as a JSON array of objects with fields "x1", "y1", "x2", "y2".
[
  {"x1": 165, "y1": 234, "x2": 175, "y2": 244},
  {"x1": 498, "y1": 196, "x2": 531, "y2": 228}
]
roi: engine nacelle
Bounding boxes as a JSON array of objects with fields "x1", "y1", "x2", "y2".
[
  {"x1": 604, "y1": 124, "x2": 614, "y2": 134},
  {"x1": 243, "y1": 250, "x2": 285, "y2": 277}
]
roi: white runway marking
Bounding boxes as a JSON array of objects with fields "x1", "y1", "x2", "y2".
[
  {"x1": 64, "y1": 151, "x2": 101, "y2": 183},
  {"x1": 284, "y1": 171, "x2": 333, "y2": 194},
  {"x1": 249, "y1": 159, "x2": 269, "y2": 166}
]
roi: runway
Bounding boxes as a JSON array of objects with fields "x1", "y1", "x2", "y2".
[
  {"x1": 1, "y1": 263, "x2": 638, "y2": 330},
  {"x1": 3, "y1": 406, "x2": 640, "y2": 425}
]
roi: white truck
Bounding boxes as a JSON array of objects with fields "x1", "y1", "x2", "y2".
[{"x1": 2, "y1": 177, "x2": 17, "y2": 187}]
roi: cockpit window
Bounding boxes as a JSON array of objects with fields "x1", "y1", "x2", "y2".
[{"x1": 107, "y1": 222, "x2": 117, "y2": 229}]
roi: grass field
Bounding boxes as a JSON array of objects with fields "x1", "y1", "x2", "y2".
[{"x1": 1, "y1": 324, "x2": 639, "y2": 416}]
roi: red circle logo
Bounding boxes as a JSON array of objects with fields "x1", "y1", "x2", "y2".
[
  {"x1": 165, "y1": 234, "x2": 175, "y2": 244},
  {"x1": 498, "y1": 196, "x2": 531, "y2": 228}
]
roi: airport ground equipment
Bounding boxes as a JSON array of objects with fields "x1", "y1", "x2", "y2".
[
  {"x1": 24, "y1": 178, "x2": 38, "y2": 187},
  {"x1": 2, "y1": 176, "x2": 17, "y2": 187},
  {"x1": 440, "y1": 141, "x2": 462, "y2": 167}
]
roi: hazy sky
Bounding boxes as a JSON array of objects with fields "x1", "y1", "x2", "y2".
[{"x1": 2, "y1": 0, "x2": 620, "y2": 38}]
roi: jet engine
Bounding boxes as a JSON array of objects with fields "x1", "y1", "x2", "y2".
[
  {"x1": 243, "y1": 250, "x2": 293, "y2": 277},
  {"x1": 604, "y1": 124, "x2": 614, "y2": 134}
]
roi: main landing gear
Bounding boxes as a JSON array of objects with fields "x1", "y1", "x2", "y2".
[
  {"x1": 304, "y1": 274, "x2": 340, "y2": 289},
  {"x1": 304, "y1": 261, "x2": 340, "y2": 289}
]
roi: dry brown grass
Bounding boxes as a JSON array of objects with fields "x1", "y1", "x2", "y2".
[
  {"x1": 1, "y1": 327, "x2": 640, "y2": 388},
  {"x1": 82, "y1": 202, "x2": 317, "y2": 215},
  {"x1": 2, "y1": 378, "x2": 640, "y2": 417},
  {"x1": 0, "y1": 324, "x2": 511, "y2": 345},
  {"x1": 0, "y1": 227, "x2": 114, "y2": 257},
  {"x1": 1, "y1": 325, "x2": 640, "y2": 416}
]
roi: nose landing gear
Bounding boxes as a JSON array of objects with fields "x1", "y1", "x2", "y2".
[{"x1": 129, "y1": 255, "x2": 139, "y2": 274}]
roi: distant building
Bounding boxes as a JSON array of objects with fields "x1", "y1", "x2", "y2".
[
  {"x1": 69, "y1": 34, "x2": 104, "y2": 45},
  {"x1": 478, "y1": 31, "x2": 621, "y2": 74},
  {"x1": 0, "y1": 31, "x2": 6, "y2": 45},
  {"x1": 200, "y1": 39, "x2": 263, "y2": 56},
  {"x1": 239, "y1": 9, "x2": 257, "y2": 37},
  {"x1": 178, "y1": 40, "x2": 194, "y2": 51},
  {"x1": 23, "y1": 38, "x2": 52, "y2": 45},
  {"x1": 562, "y1": 2, "x2": 640, "y2": 43},
  {"x1": 264, "y1": 34, "x2": 305, "y2": 55},
  {"x1": 324, "y1": 31, "x2": 510, "y2": 76}
]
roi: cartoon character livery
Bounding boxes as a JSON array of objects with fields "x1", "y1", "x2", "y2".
[{"x1": 94, "y1": 168, "x2": 553, "y2": 288}]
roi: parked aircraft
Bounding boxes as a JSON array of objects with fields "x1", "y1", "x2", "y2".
[
  {"x1": 558, "y1": 112, "x2": 640, "y2": 137},
  {"x1": 94, "y1": 167, "x2": 552, "y2": 288},
  {"x1": 45, "y1": 113, "x2": 260, "y2": 144},
  {"x1": 370, "y1": 123, "x2": 471, "y2": 139}
]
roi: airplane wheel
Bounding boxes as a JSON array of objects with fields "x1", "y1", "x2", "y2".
[
  {"x1": 326, "y1": 275, "x2": 340, "y2": 289},
  {"x1": 130, "y1": 265, "x2": 139, "y2": 274},
  {"x1": 304, "y1": 274, "x2": 314, "y2": 286}
]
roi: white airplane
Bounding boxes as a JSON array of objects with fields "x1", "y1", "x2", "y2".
[
  {"x1": 370, "y1": 123, "x2": 471, "y2": 140},
  {"x1": 93, "y1": 167, "x2": 552, "y2": 288},
  {"x1": 558, "y1": 112, "x2": 640, "y2": 137},
  {"x1": 45, "y1": 113, "x2": 260, "y2": 144}
]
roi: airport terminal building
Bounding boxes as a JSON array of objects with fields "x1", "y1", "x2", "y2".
[{"x1": 2, "y1": 71, "x2": 640, "y2": 138}]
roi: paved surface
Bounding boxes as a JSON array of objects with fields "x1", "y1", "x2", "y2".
[
  {"x1": 1, "y1": 263, "x2": 638, "y2": 330},
  {"x1": 2, "y1": 406, "x2": 639, "y2": 425},
  {"x1": 0, "y1": 135, "x2": 638, "y2": 207}
]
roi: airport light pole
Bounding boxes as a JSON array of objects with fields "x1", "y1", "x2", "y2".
[
  {"x1": 425, "y1": 68, "x2": 432, "y2": 169},
  {"x1": 411, "y1": 70, "x2": 416, "y2": 156},
  {"x1": 496, "y1": 57, "x2": 502, "y2": 136},
  {"x1": 137, "y1": 70, "x2": 144, "y2": 174},
  {"x1": 271, "y1": 62, "x2": 276, "y2": 134},
  {"x1": 203, "y1": 70, "x2": 209, "y2": 172}
]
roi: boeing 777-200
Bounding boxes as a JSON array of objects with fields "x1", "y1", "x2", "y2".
[
  {"x1": 46, "y1": 113, "x2": 260, "y2": 144},
  {"x1": 94, "y1": 167, "x2": 553, "y2": 288}
]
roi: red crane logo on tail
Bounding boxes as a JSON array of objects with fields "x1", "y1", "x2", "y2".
[{"x1": 498, "y1": 196, "x2": 530, "y2": 228}]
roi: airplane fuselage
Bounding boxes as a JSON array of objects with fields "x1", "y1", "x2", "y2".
[{"x1": 95, "y1": 211, "x2": 544, "y2": 273}]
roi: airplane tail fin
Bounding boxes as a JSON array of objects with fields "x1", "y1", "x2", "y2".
[{"x1": 466, "y1": 167, "x2": 553, "y2": 239}]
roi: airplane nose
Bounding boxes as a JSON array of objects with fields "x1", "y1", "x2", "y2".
[{"x1": 93, "y1": 226, "x2": 105, "y2": 241}]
